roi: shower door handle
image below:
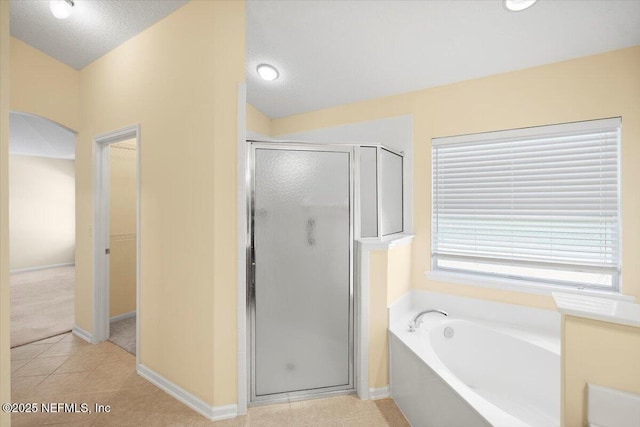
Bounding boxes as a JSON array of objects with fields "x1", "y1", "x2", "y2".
[
  {"x1": 306, "y1": 217, "x2": 316, "y2": 246},
  {"x1": 250, "y1": 262, "x2": 256, "y2": 295}
]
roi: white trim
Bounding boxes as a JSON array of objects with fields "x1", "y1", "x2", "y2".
[
  {"x1": 368, "y1": 386, "x2": 390, "y2": 400},
  {"x1": 432, "y1": 117, "x2": 622, "y2": 146},
  {"x1": 358, "y1": 234, "x2": 414, "y2": 251},
  {"x1": 617, "y1": 124, "x2": 623, "y2": 296},
  {"x1": 425, "y1": 270, "x2": 635, "y2": 302},
  {"x1": 10, "y1": 262, "x2": 74, "y2": 274},
  {"x1": 135, "y1": 125, "x2": 141, "y2": 367},
  {"x1": 356, "y1": 242, "x2": 370, "y2": 400},
  {"x1": 236, "y1": 83, "x2": 248, "y2": 415},
  {"x1": 210, "y1": 404, "x2": 238, "y2": 422},
  {"x1": 110, "y1": 311, "x2": 136, "y2": 323},
  {"x1": 354, "y1": 235, "x2": 414, "y2": 400},
  {"x1": 376, "y1": 145, "x2": 383, "y2": 237},
  {"x1": 137, "y1": 364, "x2": 237, "y2": 421},
  {"x1": 92, "y1": 124, "x2": 141, "y2": 372},
  {"x1": 554, "y1": 292, "x2": 639, "y2": 328},
  {"x1": 92, "y1": 133, "x2": 109, "y2": 343},
  {"x1": 72, "y1": 325, "x2": 93, "y2": 343}
]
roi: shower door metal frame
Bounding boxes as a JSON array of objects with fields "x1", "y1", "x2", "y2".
[{"x1": 247, "y1": 141, "x2": 356, "y2": 405}]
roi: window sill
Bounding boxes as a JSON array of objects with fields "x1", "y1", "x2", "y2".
[{"x1": 424, "y1": 270, "x2": 635, "y2": 303}]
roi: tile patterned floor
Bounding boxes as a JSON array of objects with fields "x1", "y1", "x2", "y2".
[{"x1": 11, "y1": 333, "x2": 410, "y2": 426}]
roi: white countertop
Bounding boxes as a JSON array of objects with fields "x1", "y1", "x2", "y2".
[{"x1": 553, "y1": 292, "x2": 640, "y2": 328}]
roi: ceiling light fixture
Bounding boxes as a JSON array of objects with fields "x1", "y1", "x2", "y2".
[
  {"x1": 50, "y1": 0, "x2": 74, "y2": 19},
  {"x1": 257, "y1": 64, "x2": 279, "y2": 81},
  {"x1": 504, "y1": 0, "x2": 538, "y2": 12}
]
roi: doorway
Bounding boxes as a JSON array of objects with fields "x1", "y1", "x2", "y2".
[
  {"x1": 93, "y1": 125, "x2": 140, "y2": 361},
  {"x1": 106, "y1": 138, "x2": 137, "y2": 354},
  {"x1": 8, "y1": 112, "x2": 76, "y2": 349},
  {"x1": 248, "y1": 142, "x2": 354, "y2": 404}
]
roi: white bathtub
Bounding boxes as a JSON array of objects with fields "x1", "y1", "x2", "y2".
[{"x1": 390, "y1": 316, "x2": 560, "y2": 427}]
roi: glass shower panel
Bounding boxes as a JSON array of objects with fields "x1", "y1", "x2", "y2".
[
  {"x1": 253, "y1": 148, "x2": 351, "y2": 397},
  {"x1": 380, "y1": 148, "x2": 403, "y2": 235},
  {"x1": 360, "y1": 147, "x2": 378, "y2": 238}
]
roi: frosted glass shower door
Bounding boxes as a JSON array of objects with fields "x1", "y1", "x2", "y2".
[{"x1": 252, "y1": 146, "x2": 352, "y2": 399}]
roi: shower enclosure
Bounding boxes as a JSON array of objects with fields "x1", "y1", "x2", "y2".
[
  {"x1": 247, "y1": 140, "x2": 404, "y2": 404},
  {"x1": 249, "y1": 143, "x2": 354, "y2": 403}
]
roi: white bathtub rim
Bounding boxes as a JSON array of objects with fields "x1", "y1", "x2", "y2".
[
  {"x1": 391, "y1": 312, "x2": 560, "y2": 356},
  {"x1": 392, "y1": 290, "x2": 560, "y2": 338},
  {"x1": 445, "y1": 317, "x2": 560, "y2": 356},
  {"x1": 390, "y1": 322, "x2": 532, "y2": 427}
]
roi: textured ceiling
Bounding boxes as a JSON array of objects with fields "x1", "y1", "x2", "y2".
[
  {"x1": 247, "y1": 0, "x2": 640, "y2": 118},
  {"x1": 8, "y1": 1, "x2": 640, "y2": 119},
  {"x1": 10, "y1": 113, "x2": 76, "y2": 159},
  {"x1": 10, "y1": 0, "x2": 188, "y2": 70}
]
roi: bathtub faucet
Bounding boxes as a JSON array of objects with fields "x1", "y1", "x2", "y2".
[{"x1": 408, "y1": 309, "x2": 448, "y2": 332}]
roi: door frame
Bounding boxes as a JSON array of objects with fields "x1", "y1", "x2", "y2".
[
  {"x1": 92, "y1": 124, "x2": 141, "y2": 366},
  {"x1": 247, "y1": 141, "x2": 356, "y2": 405}
]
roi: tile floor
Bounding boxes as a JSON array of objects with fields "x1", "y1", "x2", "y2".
[{"x1": 11, "y1": 333, "x2": 410, "y2": 426}]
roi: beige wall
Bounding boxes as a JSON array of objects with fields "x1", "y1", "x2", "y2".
[
  {"x1": 368, "y1": 250, "x2": 389, "y2": 389},
  {"x1": 273, "y1": 47, "x2": 640, "y2": 413},
  {"x1": 7, "y1": 0, "x2": 243, "y2": 408},
  {"x1": 109, "y1": 140, "x2": 136, "y2": 318},
  {"x1": 387, "y1": 243, "x2": 412, "y2": 305},
  {"x1": 562, "y1": 316, "x2": 640, "y2": 426},
  {"x1": 77, "y1": 0, "x2": 244, "y2": 406},
  {"x1": 273, "y1": 46, "x2": 640, "y2": 308},
  {"x1": 246, "y1": 103, "x2": 271, "y2": 136},
  {"x1": 10, "y1": 37, "x2": 81, "y2": 131},
  {"x1": 1, "y1": 2, "x2": 12, "y2": 425},
  {"x1": 367, "y1": 243, "x2": 414, "y2": 389},
  {"x1": 9, "y1": 155, "x2": 75, "y2": 271},
  {"x1": 7, "y1": 48, "x2": 80, "y2": 422}
]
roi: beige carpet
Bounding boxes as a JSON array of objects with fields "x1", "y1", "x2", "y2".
[
  {"x1": 109, "y1": 316, "x2": 136, "y2": 355},
  {"x1": 10, "y1": 265, "x2": 75, "y2": 348}
]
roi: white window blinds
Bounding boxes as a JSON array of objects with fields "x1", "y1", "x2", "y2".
[{"x1": 431, "y1": 118, "x2": 621, "y2": 291}]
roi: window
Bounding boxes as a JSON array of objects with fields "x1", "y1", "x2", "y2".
[
  {"x1": 380, "y1": 148, "x2": 404, "y2": 236},
  {"x1": 359, "y1": 145, "x2": 404, "y2": 238},
  {"x1": 431, "y1": 118, "x2": 621, "y2": 292}
]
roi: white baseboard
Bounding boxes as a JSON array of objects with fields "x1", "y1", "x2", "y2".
[
  {"x1": 137, "y1": 364, "x2": 237, "y2": 421},
  {"x1": 11, "y1": 262, "x2": 75, "y2": 274},
  {"x1": 72, "y1": 325, "x2": 93, "y2": 344},
  {"x1": 211, "y1": 403, "x2": 238, "y2": 421},
  {"x1": 110, "y1": 311, "x2": 136, "y2": 323},
  {"x1": 369, "y1": 386, "x2": 390, "y2": 400}
]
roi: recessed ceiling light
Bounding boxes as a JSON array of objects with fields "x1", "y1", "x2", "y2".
[
  {"x1": 257, "y1": 64, "x2": 279, "y2": 81},
  {"x1": 50, "y1": 0, "x2": 74, "y2": 19},
  {"x1": 504, "y1": 0, "x2": 538, "y2": 12}
]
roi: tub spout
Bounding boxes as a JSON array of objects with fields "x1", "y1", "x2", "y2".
[{"x1": 408, "y1": 309, "x2": 448, "y2": 332}]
